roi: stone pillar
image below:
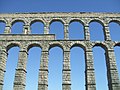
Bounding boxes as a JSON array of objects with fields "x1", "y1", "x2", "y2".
[
  {"x1": 84, "y1": 25, "x2": 90, "y2": 41},
  {"x1": 0, "y1": 49, "x2": 7, "y2": 90},
  {"x1": 85, "y1": 49, "x2": 96, "y2": 90},
  {"x1": 38, "y1": 51, "x2": 49, "y2": 90},
  {"x1": 44, "y1": 23, "x2": 49, "y2": 34},
  {"x1": 105, "y1": 49, "x2": 120, "y2": 90},
  {"x1": 104, "y1": 26, "x2": 111, "y2": 41},
  {"x1": 23, "y1": 25, "x2": 31, "y2": 34},
  {"x1": 13, "y1": 50, "x2": 28, "y2": 90},
  {"x1": 4, "y1": 24, "x2": 11, "y2": 34},
  {"x1": 62, "y1": 51, "x2": 71, "y2": 90},
  {"x1": 64, "y1": 24, "x2": 69, "y2": 40}
]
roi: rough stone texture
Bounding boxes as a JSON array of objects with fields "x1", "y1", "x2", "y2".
[
  {"x1": 13, "y1": 50, "x2": 28, "y2": 90},
  {"x1": 85, "y1": 49, "x2": 96, "y2": 90},
  {"x1": 0, "y1": 12, "x2": 120, "y2": 90},
  {"x1": 0, "y1": 49, "x2": 7, "y2": 90},
  {"x1": 38, "y1": 51, "x2": 49, "y2": 90},
  {"x1": 63, "y1": 51, "x2": 71, "y2": 90}
]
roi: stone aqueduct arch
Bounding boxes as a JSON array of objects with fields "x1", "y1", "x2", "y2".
[{"x1": 0, "y1": 12, "x2": 120, "y2": 90}]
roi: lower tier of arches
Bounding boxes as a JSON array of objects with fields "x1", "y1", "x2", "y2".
[{"x1": 0, "y1": 39, "x2": 120, "y2": 90}]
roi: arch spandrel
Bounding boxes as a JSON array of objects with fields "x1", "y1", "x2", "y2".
[
  {"x1": 62, "y1": 17, "x2": 71, "y2": 24},
  {"x1": 60, "y1": 41, "x2": 71, "y2": 51},
  {"x1": 104, "y1": 41, "x2": 115, "y2": 50},
  {"x1": 0, "y1": 45, "x2": 6, "y2": 51},
  {"x1": 84, "y1": 41, "x2": 93, "y2": 51}
]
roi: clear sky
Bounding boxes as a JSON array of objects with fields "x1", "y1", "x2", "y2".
[{"x1": 0, "y1": 0, "x2": 120, "y2": 90}]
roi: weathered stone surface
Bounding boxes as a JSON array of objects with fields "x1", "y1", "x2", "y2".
[{"x1": 0, "y1": 12, "x2": 120, "y2": 90}]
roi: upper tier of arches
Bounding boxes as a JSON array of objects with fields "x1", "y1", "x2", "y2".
[
  {"x1": 0, "y1": 13, "x2": 120, "y2": 41},
  {"x1": 1, "y1": 17, "x2": 120, "y2": 27}
]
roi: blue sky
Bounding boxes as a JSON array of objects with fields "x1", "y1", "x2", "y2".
[
  {"x1": 0, "y1": 0, "x2": 120, "y2": 90},
  {"x1": 0, "y1": 0, "x2": 120, "y2": 13}
]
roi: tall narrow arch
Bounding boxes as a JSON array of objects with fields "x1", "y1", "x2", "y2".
[
  {"x1": 92, "y1": 44, "x2": 108, "y2": 90},
  {"x1": 48, "y1": 46, "x2": 63, "y2": 90},
  {"x1": 69, "y1": 20, "x2": 84, "y2": 40},
  {"x1": 109, "y1": 21, "x2": 120, "y2": 41},
  {"x1": 26, "y1": 46, "x2": 42, "y2": 90},
  {"x1": 3, "y1": 46, "x2": 20, "y2": 90},
  {"x1": 70, "y1": 45, "x2": 85, "y2": 90},
  {"x1": 89, "y1": 20, "x2": 105, "y2": 41}
]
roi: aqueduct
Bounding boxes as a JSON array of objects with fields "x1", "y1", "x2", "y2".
[{"x1": 0, "y1": 12, "x2": 120, "y2": 90}]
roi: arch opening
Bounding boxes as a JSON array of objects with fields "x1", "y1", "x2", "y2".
[
  {"x1": 70, "y1": 46, "x2": 85, "y2": 90},
  {"x1": 89, "y1": 21, "x2": 104, "y2": 41},
  {"x1": 30, "y1": 21, "x2": 44, "y2": 34},
  {"x1": 11, "y1": 22, "x2": 24, "y2": 34},
  {"x1": 109, "y1": 22, "x2": 120, "y2": 41},
  {"x1": 26, "y1": 47, "x2": 42, "y2": 90},
  {"x1": 69, "y1": 21, "x2": 84, "y2": 40},
  {"x1": 0, "y1": 21, "x2": 5, "y2": 34},
  {"x1": 48, "y1": 46, "x2": 63, "y2": 90},
  {"x1": 3, "y1": 47, "x2": 20, "y2": 90},
  {"x1": 92, "y1": 46, "x2": 108, "y2": 90},
  {"x1": 50, "y1": 21, "x2": 64, "y2": 40}
]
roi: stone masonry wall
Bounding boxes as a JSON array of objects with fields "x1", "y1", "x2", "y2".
[{"x1": 0, "y1": 12, "x2": 120, "y2": 90}]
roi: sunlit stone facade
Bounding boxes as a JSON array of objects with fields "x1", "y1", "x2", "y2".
[{"x1": 0, "y1": 12, "x2": 120, "y2": 90}]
